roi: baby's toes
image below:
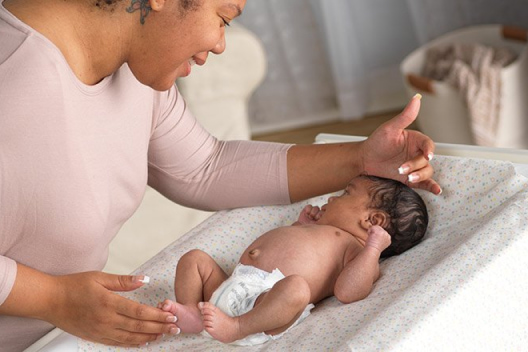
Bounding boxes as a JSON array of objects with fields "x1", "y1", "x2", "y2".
[
  {"x1": 161, "y1": 299, "x2": 176, "y2": 312},
  {"x1": 199, "y1": 302, "x2": 216, "y2": 316}
]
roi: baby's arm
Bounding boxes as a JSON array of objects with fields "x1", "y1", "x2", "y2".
[
  {"x1": 293, "y1": 204, "x2": 324, "y2": 225},
  {"x1": 333, "y1": 226, "x2": 391, "y2": 304}
]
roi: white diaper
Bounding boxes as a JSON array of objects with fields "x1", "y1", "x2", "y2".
[{"x1": 205, "y1": 263, "x2": 314, "y2": 346}]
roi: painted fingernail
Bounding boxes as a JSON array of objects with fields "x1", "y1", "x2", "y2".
[
  {"x1": 427, "y1": 152, "x2": 434, "y2": 161},
  {"x1": 398, "y1": 166, "x2": 410, "y2": 175},
  {"x1": 169, "y1": 327, "x2": 180, "y2": 335},
  {"x1": 408, "y1": 174, "x2": 419, "y2": 183},
  {"x1": 166, "y1": 315, "x2": 177, "y2": 323},
  {"x1": 414, "y1": 93, "x2": 422, "y2": 100},
  {"x1": 139, "y1": 276, "x2": 150, "y2": 284}
]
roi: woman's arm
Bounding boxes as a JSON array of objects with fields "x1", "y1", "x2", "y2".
[
  {"x1": 0, "y1": 263, "x2": 179, "y2": 347},
  {"x1": 150, "y1": 90, "x2": 439, "y2": 211}
]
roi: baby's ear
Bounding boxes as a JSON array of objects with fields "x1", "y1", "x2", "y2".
[{"x1": 369, "y1": 211, "x2": 389, "y2": 228}]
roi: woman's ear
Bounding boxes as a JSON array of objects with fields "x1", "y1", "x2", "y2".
[{"x1": 149, "y1": 0, "x2": 166, "y2": 12}]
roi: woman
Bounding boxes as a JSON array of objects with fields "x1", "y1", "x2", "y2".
[{"x1": 0, "y1": 0, "x2": 441, "y2": 350}]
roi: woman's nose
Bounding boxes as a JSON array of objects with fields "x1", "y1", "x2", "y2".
[{"x1": 211, "y1": 33, "x2": 226, "y2": 54}]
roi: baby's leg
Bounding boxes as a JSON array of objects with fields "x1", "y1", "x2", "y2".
[
  {"x1": 200, "y1": 274, "x2": 311, "y2": 343},
  {"x1": 161, "y1": 249, "x2": 228, "y2": 333}
]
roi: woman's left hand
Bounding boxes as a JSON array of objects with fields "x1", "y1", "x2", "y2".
[{"x1": 360, "y1": 95, "x2": 442, "y2": 195}]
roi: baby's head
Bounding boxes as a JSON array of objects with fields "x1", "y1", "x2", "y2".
[
  {"x1": 363, "y1": 175, "x2": 428, "y2": 258},
  {"x1": 319, "y1": 175, "x2": 428, "y2": 258}
]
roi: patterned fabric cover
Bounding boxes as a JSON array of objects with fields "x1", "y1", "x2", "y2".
[{"x1": 80, "y1": 155, "x2": 528, "y2": 351}]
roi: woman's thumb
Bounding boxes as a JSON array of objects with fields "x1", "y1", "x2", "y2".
[{"x1": 388, "y1": 93, "x2": 422, "y2": 130}]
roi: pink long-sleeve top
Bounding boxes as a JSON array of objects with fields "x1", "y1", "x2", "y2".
[{"x1": 0, "y1": 3, "x2": 291, "y2": 350}]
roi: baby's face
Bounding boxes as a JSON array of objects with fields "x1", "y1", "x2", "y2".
[{"x1": 318, "y1": 177, "x2": 373, "y2": 233}]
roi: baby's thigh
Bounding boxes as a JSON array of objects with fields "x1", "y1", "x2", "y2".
[{"x1": 176, "y1": 249, "x2": 228, "y2": 298}]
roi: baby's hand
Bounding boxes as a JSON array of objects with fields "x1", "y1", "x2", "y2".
[
  {"x1": 296, "y1": 205, "x2": 323, "y2": 224},
  {"x1": 366, "y1": 225, "x2": 391, "y2": 252}
]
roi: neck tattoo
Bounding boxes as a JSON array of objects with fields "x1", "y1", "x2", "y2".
[{"x1": 126, "y1": 0, "x2": 152, "y2": 25}]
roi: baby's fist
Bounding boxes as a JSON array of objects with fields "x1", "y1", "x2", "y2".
[
  {"x1": 297, "y1": 205, "x2": 323, "y2": 225},
  {"x1": 366, "y1": 225, "x2": 391, "y2": 252}
]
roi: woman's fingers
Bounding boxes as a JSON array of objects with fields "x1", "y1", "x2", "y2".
[
  {"x1": 398, "y1": 155, "x2": 442, "y2": 194},
  {"x1": 100, "y1": 332, "x2": 161, "y2": 348},
  {"x1": 419, "y1": 136, "x2": 436, "y2": 162},
  {"x1": 410, "y1": 178, "x2": 443, "y2": 195},
  {"x1": 398, "y1": 154, "x2": 431, "y2": 181},
  {"x1": 111, "y1": 333, "x2": 159, "y2": 348},
  {"x1": 115, "y1": 297, "x2": 178, "y2": 334}
]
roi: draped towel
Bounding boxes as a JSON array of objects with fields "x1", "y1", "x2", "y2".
[{"x1": 422, "y1": 43, "x2": 517, "y2": 146}]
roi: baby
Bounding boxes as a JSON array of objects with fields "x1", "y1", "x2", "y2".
[{"x1": 160, "y1": 175, "x2": 428, "y2": 345}]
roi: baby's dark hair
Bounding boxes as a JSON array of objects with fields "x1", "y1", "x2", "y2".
[{"x1": 363, "y1": 175, "x2": 428, "y2": 258}]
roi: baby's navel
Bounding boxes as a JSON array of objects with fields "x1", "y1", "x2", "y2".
[{"x1": 248, "y1": 248, "x2": 260, "y2": 258}]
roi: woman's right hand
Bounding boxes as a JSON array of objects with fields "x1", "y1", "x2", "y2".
[
  {"x1": 49, "y1": 271, "x2": 180, "y2": 347},
  {"x1": 0, "y1": 264, "x2": 180, "y2": 347}
]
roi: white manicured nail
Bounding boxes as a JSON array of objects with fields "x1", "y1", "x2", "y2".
[
  {"x1": 398, "y1": 166, "x2": 410, "y2": 175},
  {"x1": 139, "y1": 276, "x2": 150, "y2": 284},
  {"x1": 427, "y1": 153, "x2": 434, "y2": 161},
  {"x1": 408, "y1": 174, "x2": 419, "y2": 183},
  {"x1": 166, "y1": 315, "x2": 177, "y2": 323},
  {"x1": 414, "y1": 93, "x2": 422, "y2": 100}
]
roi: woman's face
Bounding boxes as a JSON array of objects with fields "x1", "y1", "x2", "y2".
[{"x1": 129, "y1": 0, "x2": 246, "y2": 91}]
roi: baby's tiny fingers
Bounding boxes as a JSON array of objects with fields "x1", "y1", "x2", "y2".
[
  {"x1": 309, "y1": 206, "x2": 320, "y2": 217},
  {"x1": 302, "y1": 204, "x2": 314, "y2": 214}
]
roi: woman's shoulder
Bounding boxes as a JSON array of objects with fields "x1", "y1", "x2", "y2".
[{"x1": 0, "y1": 18, "x2": 65, "y2": 93}]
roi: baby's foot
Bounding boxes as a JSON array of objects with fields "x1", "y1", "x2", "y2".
[
  {"x1": 159, "y1": 299, "x2": 203, "y2": 334},
  {"x1": 199, "y1": 302, "x2": 243, "y2": 343}
]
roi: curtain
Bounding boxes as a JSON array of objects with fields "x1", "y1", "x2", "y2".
[
  {"x1": 238, "y1": 0, "x2": 528, "y2": 133},
  {"x1": 236, "y1": 0, "x2": 338, "y2": 134},
  {"x1": 312, "y1": 0, "x2": 419, "y2": 120},
  {"x1": 406, "y1": 0, "x2": 528, "y2": 45}
]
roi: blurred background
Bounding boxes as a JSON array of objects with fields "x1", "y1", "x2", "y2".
[{"x1": 231, "y1": 0, "x2": 528, "y2": 141}]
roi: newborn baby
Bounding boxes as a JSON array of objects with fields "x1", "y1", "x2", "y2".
[{"x1": 160, "y1": 175, "x2": 428, "y2": 345}]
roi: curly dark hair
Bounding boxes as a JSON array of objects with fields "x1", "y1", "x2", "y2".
[
  {"x1": 363, "y1": 175, "x2": 429, "y2": 258},
  {"x1": 95, "y1": 0, "x2": 200, "y2": 13}
]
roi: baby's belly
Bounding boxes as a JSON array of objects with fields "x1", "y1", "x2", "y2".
[
  {"x1": 240, "y1": 249, "x2": 340, "y2": 302},
  {"x1": 239, "y1": 229, "x2": 347, "y2": 301}
]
